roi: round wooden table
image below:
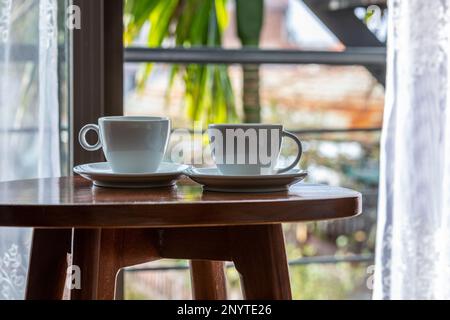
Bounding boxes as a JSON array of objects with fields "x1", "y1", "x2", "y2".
[{"x1": 0, "y1": 176, "x2": 361, "y2": 300}]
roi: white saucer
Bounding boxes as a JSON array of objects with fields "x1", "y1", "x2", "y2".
[
  {"x1": 185, "y1": 167, "x2": 307, "y2": 193},
  {"x1": 74, "y1": 162, "x2": 189, "y2": 188}
]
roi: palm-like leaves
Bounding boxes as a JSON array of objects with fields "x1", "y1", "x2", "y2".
[
  {"x1": 124, "y1": 0, "x2": 237, "y2": 125},
  {"x1": 236, "y1": 0, "x2": 263, "y2": 123}
]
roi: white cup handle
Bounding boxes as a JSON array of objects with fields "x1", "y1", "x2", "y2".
[
  {"x1": 79, "y1": 124, "x2": 102, "y2": 151},
  {"x1": 277, "y1": 131, "x2": 303, "y2": 174}
]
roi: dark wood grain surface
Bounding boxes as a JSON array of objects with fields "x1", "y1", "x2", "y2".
[
  {"x1": 0, "y1": 176, "x2": 361, "y2": 228},
  {"x1": 190, "y1": 260, "x2": 227, "y2": 300}
]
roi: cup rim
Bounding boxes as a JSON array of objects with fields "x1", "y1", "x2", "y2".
[{"x1": 99, "y1": 116, "x2": 169, "y2": 122}]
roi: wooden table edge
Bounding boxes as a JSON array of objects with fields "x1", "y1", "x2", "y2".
[{"x1": 0, "y1": 194, "x2": 361, "y2": 228}]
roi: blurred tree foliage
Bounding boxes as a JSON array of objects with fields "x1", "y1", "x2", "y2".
[
  {"x1": 124, "y1": 0, "x2": 237, "y2": 125},
  {"x1": 235, "y1": 0, "x2": 263, "y2": 123},
  {"x1": 124, "y1": 0, "x2": 264, "y2": 125}
]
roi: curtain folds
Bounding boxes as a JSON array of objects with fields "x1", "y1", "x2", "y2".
[
  {"x1": 375, "y1": 0, "x2": 450, "y2": 299},
  {"x1": 0, "y1": 0, "x2": 60, "y2": 300}
]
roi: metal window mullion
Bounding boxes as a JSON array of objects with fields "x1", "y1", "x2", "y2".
[{"x1": 124, "y1": 47, "x2": 386, "y2": 66}]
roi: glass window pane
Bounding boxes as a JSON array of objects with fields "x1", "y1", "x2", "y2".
[
  {"x1": 124, "y1": 0, "x2": 387, "y2": 50},
  {"x1": 124, "y1": 63, "x2": 384, "y2": 129}
]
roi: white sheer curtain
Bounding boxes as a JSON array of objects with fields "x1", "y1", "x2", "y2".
[
  {"x1": 0, "y1": 0, "x2": 60, "y2": 300},
  {"x1": 375, "y1": 0, "x2": 450, "y2": 299}
]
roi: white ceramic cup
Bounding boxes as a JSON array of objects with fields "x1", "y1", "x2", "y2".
[
  {"x1": 78, "y1": 116, "x2": 170, "y2": 173},
  {"x1": 208, "y1": 124, "x2": 302, "y2": 175}
]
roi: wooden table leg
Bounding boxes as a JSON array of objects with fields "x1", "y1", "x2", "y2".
[
  {"x1": 97, "y1": 229, "x2": 121, "y2": 300},
  {"x1": 190, "y1": 260, "x2": 227, "y2": 300},
  {"x1": 26, "y1": 229, "x2": 72, "y2": 300},
  {"x1": 71, "y1": 228, "x2": 101, "y2": 300},
  {"x1": 230, "y1": 224, "x2": 292, "y2": 300},
  {"x1": 97, "y1": 229, "x2": 160, "y2": 300}
]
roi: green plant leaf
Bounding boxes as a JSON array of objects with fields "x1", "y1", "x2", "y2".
[
  {"x1": 235, "y1": 0, "x2": 263, "y2": 46},
  {"x1": 125, "y1": 0, "x2": 238, "y2": 124},
  {"x1": 214, "y1": 0, "x2": 229, "y2": 33}
]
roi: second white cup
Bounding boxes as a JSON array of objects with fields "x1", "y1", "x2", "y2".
[{"x1": 208, "y1": 124, "x2": 302, "y2": 175}]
